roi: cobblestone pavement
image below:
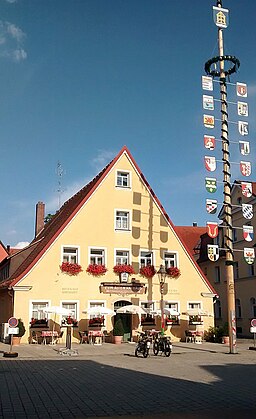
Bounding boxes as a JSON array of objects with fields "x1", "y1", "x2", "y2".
[{"x1": 0, "y1": 340, "x2": 256, "y2": 418}]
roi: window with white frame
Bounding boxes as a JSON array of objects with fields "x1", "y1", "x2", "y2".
[
  {"x1": 89, "y1": 248, "x2": 105, "y2": 265},
  {"x1": 89, "y1": 301, "x2": 105, "y2": 325},
  {"x1": 62, "y1": 247, "x2": 79, "y2": 263},
  {"x1": 31, "y1": 302, "x2": 49, "y2": 320},
  {"x1": 188, "y1": 302, "x2": 202, "y2": 324},
  {"x1": 164, "y1": 252, "x2": 178, "y2": 269},
  {"x1": 115, "y1": 210, "x2": 130, "y2": 230},
  {"x1": 140, "y1": 301, "x2": 155, "y2": 324},
  {"x1": 62, "y1": 302, "x2": 77, "y2": 321},
  {"x1": 165, "y1": 302, "x2": 179, "y2": 325},
  {"x1": 115, "y1": 250, "x2": 129, "y2": 265},
  {"x1": 140, "y1": 251, "x2": 153, "y2": 267},
  {"x1": 116, "y1": 171, "x2": 130, "y2": 188}
]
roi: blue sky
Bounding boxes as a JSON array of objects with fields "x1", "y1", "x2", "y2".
[{"x1": 1, "y1": 0, "x2": 256, "y2": 247}]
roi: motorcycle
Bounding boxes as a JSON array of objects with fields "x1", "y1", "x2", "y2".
[
  {"x1": 153, "y1": 334, "x2": 172, "y2": 357},
  {"x1": 135, "y1": 332, "x2": 151, "y2": 358}
]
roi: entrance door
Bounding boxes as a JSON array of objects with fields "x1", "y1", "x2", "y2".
[{"x1": 114, "y1": 300, "x2": 132, "y2": 342}]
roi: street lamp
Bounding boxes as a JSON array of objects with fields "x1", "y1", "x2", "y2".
[{"x1": 157, "y1": 264, "x2": 167, "y2": 335}]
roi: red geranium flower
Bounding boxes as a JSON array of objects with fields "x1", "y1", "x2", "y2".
[
  {"x1": 139, "y1": 265, "x2": 156, "y2": 279},
  {"x1": 60, "y1": 262, "x2": 83, "y2": 275},
  {"x1": 113, "y1": 264, "x2": 135, "y2": 274},
  {"x1": 86, "y1": 264, "x2": 107, "y2": 276},
  {"x1": 166, "y1": 267, "x2": 181, "y2": 278}
]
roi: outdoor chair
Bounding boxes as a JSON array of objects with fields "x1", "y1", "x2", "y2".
[
  {"x1": 30, "y1": 331, "x2": 42, "y2": 344},
  {"x1": 56, "y1": 331, "x2": 64, "y2": 344},
  {"x1": 79, "y1": 331, "x2": 88, "y2": 344}
]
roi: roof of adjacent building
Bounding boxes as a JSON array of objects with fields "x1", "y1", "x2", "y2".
[
  {"x1": 175, "y1": 226, "x2": 207, "y2": 256},
  {"x1": 0, "y1": 146, "x2": 216, "y2": 294}
]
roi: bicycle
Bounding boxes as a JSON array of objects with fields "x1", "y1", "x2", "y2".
[
  {"x1": 135, "y1": 331, "x2": 151, "y2": 358},
  {"x1": 153, "y1": 333, "x2": 172, "y2": 357}
]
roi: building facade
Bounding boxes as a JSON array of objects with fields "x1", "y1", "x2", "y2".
[{"x1": 0, "y1": 147, "x2": 216, "y2": 343}]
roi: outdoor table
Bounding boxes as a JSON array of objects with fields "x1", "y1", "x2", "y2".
[
  {"x1": 58, "y1": 325, "x2": 78, "y2": 356},
  {"x1": 41, "y1": 330, "x2": 58, "y2": 345},
  {"x1": 88, "y1": 330, "x2": 103, "y2": 345}
]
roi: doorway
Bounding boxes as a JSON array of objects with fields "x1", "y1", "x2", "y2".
[{"x1": 114, "y1": 300, "x2": 132, "y2": 342}]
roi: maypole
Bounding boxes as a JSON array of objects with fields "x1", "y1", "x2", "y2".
[{"x1": 203, "y1": 1, "x2": 248, "y2": 354}]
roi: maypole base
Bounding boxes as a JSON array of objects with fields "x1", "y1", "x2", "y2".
[{"x1": 3, "y1": 352, "x2": 18, "y2": 358}]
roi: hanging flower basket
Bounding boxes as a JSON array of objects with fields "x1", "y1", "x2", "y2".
[
  {"x1": 139, "y1": 265, "x2": 156, "y2": 279},
  {"x1": 60, "y1": 262, "x2": 83, "y2": 276},
  {"x1": 89, "y1": 316, "x2": 104, "y2": 326},
  {"x1": 113, "y1": 264, "x2": 135, "y2": 274},
  {"x1": 166, "y1": 267, "x2": 181, "y2": 278},
  {"x1": 61, "y1": 316, "x2": 78, "y2": 327},
  {"x1": 86, "y1": 264, "x2": 107, "y2": 276}
]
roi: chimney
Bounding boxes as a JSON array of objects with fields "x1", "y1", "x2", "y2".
[
  {"x1": 192, "y1": 222, "x2": 198, "y2": 227},
  {"x1": 35, "y1": 201, "x2": 45, "y2": 237}
]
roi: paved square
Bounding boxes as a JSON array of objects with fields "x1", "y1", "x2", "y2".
[{"x1": 0, "y1": 340, "x2": 256, "y2": 418}]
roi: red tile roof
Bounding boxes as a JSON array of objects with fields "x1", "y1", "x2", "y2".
[{"x1": 175, "y1": 226, "x2": 207, "y2": 255}]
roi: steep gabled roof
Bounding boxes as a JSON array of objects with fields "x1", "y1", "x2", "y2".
[{"x1": 0, "y1": 146, "x2": 216, "y2": 294}]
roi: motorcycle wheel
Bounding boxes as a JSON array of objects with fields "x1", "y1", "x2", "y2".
[
  {"x1": 135, "y1": 347, "x2": 140, "y2": 357},
  {"x1": 164, "y1": 343, "x2": 171, "y2": 357},
  {"x1": 153, "y1": 342, "x2": 159, "y2": 356},
  {"x1": 143, "y1": 348, "x2": 149, "y2": 358}
]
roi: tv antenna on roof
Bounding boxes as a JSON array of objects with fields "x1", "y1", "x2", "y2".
[{"x1": 56, "y1": 161, "x2": 65, "y2": 210}]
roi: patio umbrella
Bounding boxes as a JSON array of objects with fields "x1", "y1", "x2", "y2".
[
  {"x1": 43, "y1": 306, "x2": 73, "y2": 344},
  {"x1": 147, "y1": 308, "x2": 180, "y2": 317},
  {"x1": 116, "y1": 305, "x2": 147, "y2": 315},
  {"x1": 82, "y1": 307, "x2": 116, "y2": 316},
  {"x1": 183, "y1": 309, "x2": 212, "y2": 316}
]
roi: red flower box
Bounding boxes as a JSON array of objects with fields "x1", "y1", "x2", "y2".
[
  {"x1": 139, "y1": 265, "x2": 156, "y2": 279},
  {"x1": 89, "y1": 316, "x2": 104, "y2": 326},
  {"x1": 60, "y1": 262, "x2": 83, "y2": 275},
  {"x1": 166, "y1": 267, "x2": 181, "y2": 278},
  {"x1": 86, "y1": 264, "x2": 107, "y2": 276},
  {"x1": 113, "y1": 264, "x2": 135, "y2": 274}
]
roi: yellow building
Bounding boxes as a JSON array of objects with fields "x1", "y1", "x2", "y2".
[
  {"x1": 0, "y1": 146, "x2": 216, "y2": 344},
  {"x1": 197, "y1": 181, "x2": 256, "y2": 337}
]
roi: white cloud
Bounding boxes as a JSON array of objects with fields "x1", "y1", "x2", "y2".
[
  {"x1": 7, "y1": 22, "x2": 25, "y2": 42},
  {"x1": 91, "y1": 149, "x2": 116, "y2": 172},
  {"x1": 14, "y1": 241, "x2": 30, "y2": 249},
  {"x1": 0, "y1": 20, "x2": 27, "y2": 62},
  {"x1": 5, "y1": 0, "x2": 17, "y2": 3},
  {"x1": 13, "y1": 48, "x2": 27, "y2": 62}
]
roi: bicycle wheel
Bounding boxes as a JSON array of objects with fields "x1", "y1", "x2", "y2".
[
  {"x1": 143, "y1": 347, "x2": 149, "y2": 358},
  {"x1": 153, "y1": 342, "x2": 159, "y2": 356},
  {"x1": 164, "y1": 343, "x2": 171, "y2": 357}
]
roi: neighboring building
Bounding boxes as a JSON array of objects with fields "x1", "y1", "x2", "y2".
[
  {"x1": 197, "y1": 181, "x2": 256, "y2": 337},
  {"x1": 0, "y1": 146, "x2": 216, "y2": 344},
  {"x1": 175, "y1": 225, "x2": 207, "y2": 262},
  {"x1": 0, "y1": 242, "x2": 8, "y2": 263}
]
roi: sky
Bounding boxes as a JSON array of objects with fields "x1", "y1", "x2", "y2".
[{"x1": 1, "y1": 0, "x2": 256, "y2": 247}]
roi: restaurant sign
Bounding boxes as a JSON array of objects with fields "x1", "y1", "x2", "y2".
[{"x1": 100, "y1": 282, "x2": 147, "y2": 295}]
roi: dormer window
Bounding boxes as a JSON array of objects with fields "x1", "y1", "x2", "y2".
[{"x1": 116, "y1": 171, "x2": 130, "y2": 188}]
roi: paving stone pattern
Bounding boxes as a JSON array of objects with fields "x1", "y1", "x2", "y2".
[{"x1": 0, "y1": 341, "x2": 256, "y2": 418}]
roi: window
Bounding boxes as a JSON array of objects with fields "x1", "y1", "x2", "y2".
[
  {"x1": 214, "y1": 300, "x2": 222, "y2": 319},
  {"x1": 88, "y1": 301, "x2": 105, "y2": 325},
  {"x1": 235, "y1": 299, "x2": 242, "y2": 319},
  {"x1": 62, "y1": 247, "x2": 79, "y2": 263},
  {"x1": 62, "y1": 302, "x2": 77, "y2": 320},
  {"x1": 141, "y1": 301, "x2": 155, "y2": 324},
  {"x1": 31, "y1": 302, "x2": 49, "y2": 320},
  {"x1": 164, "y1": 252, "x2": 178, "y2": 269},
  {"x1": 165, "y1": 302, "x2": 179, "y2": 325},
  {"x1": 233, "y1": 262, "x2": 239, "y2": 280},
  {"x1": 116, "y1": 171, "x2": 130, "y2": 188},
  {"x1": 89, "y1": 248, "x2": 105, "y2": 265},
  {"x1": 248, "y1": 263, "x2": 255, "y2": 277},
  {"x1": 214, "y1": 266, "x2": 220, "y2": 283},
  {"x1": 250, "y1": 298, "x2": 256, "y2": 318},
  {"x1": 232, "y1": 228, "x2": 237, "y2": 242},
  {"x1": 115, "y1": 250, "x2": 129, "y2": 265},
  {"x1": 115, "y1": 211, "x2": 130, "y2": 230},
  {"x1": 140, "y1": 251, "x2": 153, "y2": 267},
  {"x1": 188, "y1": 302, "x2": 202, "y2": 324}
]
